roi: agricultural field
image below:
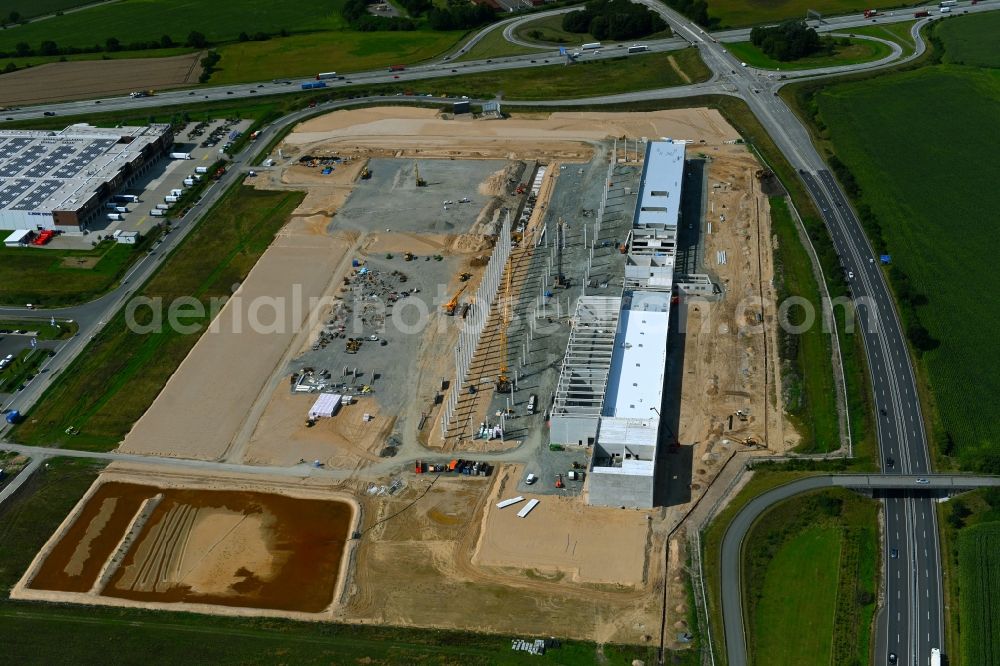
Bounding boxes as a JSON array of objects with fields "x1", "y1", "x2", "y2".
[
  {"x1": 936, "y1": 10, "x2": 1000, "y2": 68},
  {"x1": 958, "y1": 522, "x2": 1000, "y2": 665},
  {"x1": 743, "y1": 489, "x2": 878, "y2": 666},
  {"x1": 0, "y1": 239, "x2": 155, "y2": 307},
  {"x1": 210, "y1": 29, "x2": 463, "y2": 84},
  {"x1": 706, "y1": 0, "x2": 871, "y2": 28},
  {"x1": 0, "y1": 51, "x2": 203, "y2": 106},
  {"x1": 12, "y1": 186, "x2": 304, "y2": 451},
  {"x1": 814, "y1": 59, "x2": 1000, "y2": 468},
  {"x1": 0, "y1": 0, "x2": 346, "y2": 53},
  {"x1": 725, "y1": 36, "x2": 891, "y2": 71}
]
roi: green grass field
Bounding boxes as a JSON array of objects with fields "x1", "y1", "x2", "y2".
[
  {"x1": 0, "y1": 0, "x2": 345, "y2": 53},
  {"x1": 0, "y1": 319, "x2": 76, "y2": 340},
  {"x1": 514, "y1": 12, "x2": 596, "y2": 45},
  {"x1": 815, "y1": 64, "x2": 1000, "y2": 467},
  {"x1": 454, "y1": 26, "x2": 548, "y2": 62},
  {"x1": 937, "y1": 10, "x2": 1000, "y2": 68},
  {"x1": 743, "y1": 489, "x2": 878, "y2": 665},
  {"x1": 725, "y1": 36, "x2": 891, "y2": 71},
  {"x1": 0, "y1": 456, "x2": 662, "y2": 664},
  {"x1": 847, "y1": 20, "x2": 917, "y2": 57},
  {"x1": 707, "y1": 0, "x2": 871, "y2": 28},
  {"x1": 210, "y1": 29, "x2": 464, "y2": 84},
  {"x1": 958, "y1": 522, "x2": 1000, "y2": 665},
  {"x1": 769, "y1": 197, "x2": 839, "y2": 451},
  {"x1": 0, "y1": 237, "x2": 156, "y2": 307},
  {"x1": 0, "y1": 0, "x2": 93, "y2": 21},
  {"x1": 753, "y1": 526, "x2": 841, "y2": 663},
  {"x1": 0, "y1": 348, "x2": 50, "y2": 393},
  {"x1": 12, "y1": 186, "x2": 303, "y2": 450},
  {"x1": 410, "y1": 50, "x2": 710, "y2": 99}
]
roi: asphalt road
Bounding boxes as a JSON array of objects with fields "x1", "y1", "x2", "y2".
[
  {"x1": 720, "y1": 475, "x2": 1000, "y2": 665},
  {"x1": 2, "y1": 2, "x2": 998, "y2": 661}
]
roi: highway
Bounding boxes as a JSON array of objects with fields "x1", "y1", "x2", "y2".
[
  {"x1": 720, "y1": 474, "x2": 1000, "y2": 665},
  {"x1": 2, "y1": 1, "x2": 998, "y2": 661}
]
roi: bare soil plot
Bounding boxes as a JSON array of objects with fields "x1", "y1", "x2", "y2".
[
  {"x1": 15, "y1": 474, "x2": 356, "y2": 616},
  {"x1": 0, "y1": 52, "x2": 203, "y2": 106}
]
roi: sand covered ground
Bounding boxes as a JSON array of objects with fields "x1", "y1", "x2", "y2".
[
  {"x1": 472, "y1": 466, "x2": 650, "y2": 586},
  {"x1": 286, "y1": 107, "x2": 739, "y2": 161},
  {"x1": 118, "y1": 218, "x2": 357, "y2": 461}
]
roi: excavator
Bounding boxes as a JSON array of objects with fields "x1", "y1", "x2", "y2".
[{"x1": 443, "y1": 284, "x2": 468, "y2": 316}]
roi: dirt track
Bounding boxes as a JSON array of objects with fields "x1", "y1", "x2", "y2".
[{"x1": 0, "y1": 52, "x2": 203, "y2": 105}]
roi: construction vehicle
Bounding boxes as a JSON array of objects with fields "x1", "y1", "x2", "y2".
[
  {"x1": 443, "y1": 284, "x2": 468, "y2": 315},
  {"x1": 404, "y1": 251, "x2": 415, "y2": 261},
  {"x1": 415, "y1": 162, "x2": 426, "y2": 187},
  {"x1": 360, "y1": 165, "x2": 371, "y2": 180},
  {"x1": 555, "y1": 474, "x2": 564, "y2": 489},
  {"x1": 496, "y1": 258, "x2": 513, "y2": 393},
  {"x1": 345, "y1": 338, "x2": 362, "y2": 353},
  {"x1": 459, "y1": 272, "x2": 472, "y2": 282}
]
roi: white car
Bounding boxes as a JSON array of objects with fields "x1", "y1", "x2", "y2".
[{"x1": 848, "y1": 271, "x2": 854, "y2": 279}]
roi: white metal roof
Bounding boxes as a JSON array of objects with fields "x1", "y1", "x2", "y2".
[
  {"x1": 308, "y1": 392, "x2": 342, "y2": 418},
  {"x1": 597, "y1": 417, "x2": 659, "y2": 446},
  {"x1": 591, "y1": 458, "x2": 655, "y2": 476},
  {"x1": 0, "y1": 123, "x2": 170, "y2": 214},
  {"x1": 602, "y1": 291, "x2": 671, "y2": 421},
  {"x1": 633, "y1": 141, "x2": 685, "y2": 228},
  {"x1": 4, "y1": 229, "x2": 30, "y2": 243}
]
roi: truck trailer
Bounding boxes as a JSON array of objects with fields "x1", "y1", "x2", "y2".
[
  {"x1": 627, "y1": 44, "x2": 649, "y2": 53},
  {"x1": 164, "y1": 195, "x2": 179, "y2": 203},
  {"x1": 301, "y1": 81, "x2": 327, "y2": 90},
  {"x1": 195, "y1": 166, "x2": 209, "y2": 174},
  {"x1": 581, "y1": 42, "x2": 602, "y2": 50},
  {"x1": 169, "y1": 152, "x2": 192, "y2": 160},
  {"x1": 150, "y1": 209, "x2": 166, "y2": 217},
  {"x1": 155, "y1": 203, "x2": 169, "y2": 210},
  {"x1": 183, "y1": 178, "x2": 195, "y2": 186},
  {"x1": 107, "y1": 213, "x2": 123, "y2": 220},
  {"x1": 316, "y1": 72, "x2": 338, "y2": 80}
]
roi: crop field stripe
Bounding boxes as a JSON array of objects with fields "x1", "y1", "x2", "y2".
[
  {"x1": 816, "y1": 65, "x2": 1000, "y2": 462},
  {"x1": 958, "y1": 523, "x2": 1000, "y2": 664}
]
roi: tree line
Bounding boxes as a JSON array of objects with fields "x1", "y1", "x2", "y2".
[
  {"x1": 562, "y1": 0, "x2": 668, "y2": 41},
  {"x1": 0, "y1": 30, "x2": 236, "y2": 60},
  {"x1": 750, "y1": 20, "x2": 828, "y2": 61},
  {"x1": 341, "y1": 0, "x2": 496, "y2": 32}
]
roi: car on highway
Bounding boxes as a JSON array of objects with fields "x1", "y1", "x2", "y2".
[
  {"x1": 890, "y1": 548, "x2": 898, "y2": 559},
  {"x1": 848, "y1": 270, "x2": 854, "y2": 279},
  {"x1": 226, "y1": 91, "x2": 234, "y2": 95},
  {"x1": 44, "y1": 111, "x2": 56, "y2": 116},
  {"x1": 916, "y1": 478, "x2": 930, "y2": 484},
  {"x1": 885, "y1": 456, "x2": 895, "y2": 468},
  {"x1": 888, "y1": 652, "x2": 897, "y2": 664}
]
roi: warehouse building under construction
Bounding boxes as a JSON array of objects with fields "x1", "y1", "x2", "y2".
[
  {"x1": 0, "y1": 123, "x2": 173, "y2": 233},
  {"x1": 551, "y1": 140, "x2": 684, "y2": 508}
]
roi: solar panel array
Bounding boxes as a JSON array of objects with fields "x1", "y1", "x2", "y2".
[
  {"x1": 0, "y1": 143, "x2": 46, "y2": 178},
  {"x1": 12, "y1": 179, "x2": 63, "y2": 210},
  {"x1": 52, "y1": 139, "x2": 116, "y2": 179},
  {"x1": 24, "y1": 142, "x2": 76, "y2": 179},
  {"x1": 0, "y1": 179, "x2": 35, "y2": 208}
]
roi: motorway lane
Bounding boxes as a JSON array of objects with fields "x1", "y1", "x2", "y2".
[
  {"x1": 720, "y1": 475, "x2": 999, "y2": 666},
  {"x1": 803, "y1": 171, "x2": 941, "y2": 666}
]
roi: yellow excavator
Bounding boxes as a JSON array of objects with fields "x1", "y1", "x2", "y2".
[{"x1": 443, "y1": 284, "x2": 467, "y2": 316}]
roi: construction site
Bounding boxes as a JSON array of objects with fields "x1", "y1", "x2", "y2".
[{"x1": 15, "y1": 107, "x2": 796, "y2": 645}]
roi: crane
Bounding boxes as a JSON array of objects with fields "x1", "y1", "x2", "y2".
[
  {"x1": 496, "y1": 260, "x2": 512, "y2": 393},
  {"x1": 443, "y1": 283, "x2": 467, "y2": 316}
]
